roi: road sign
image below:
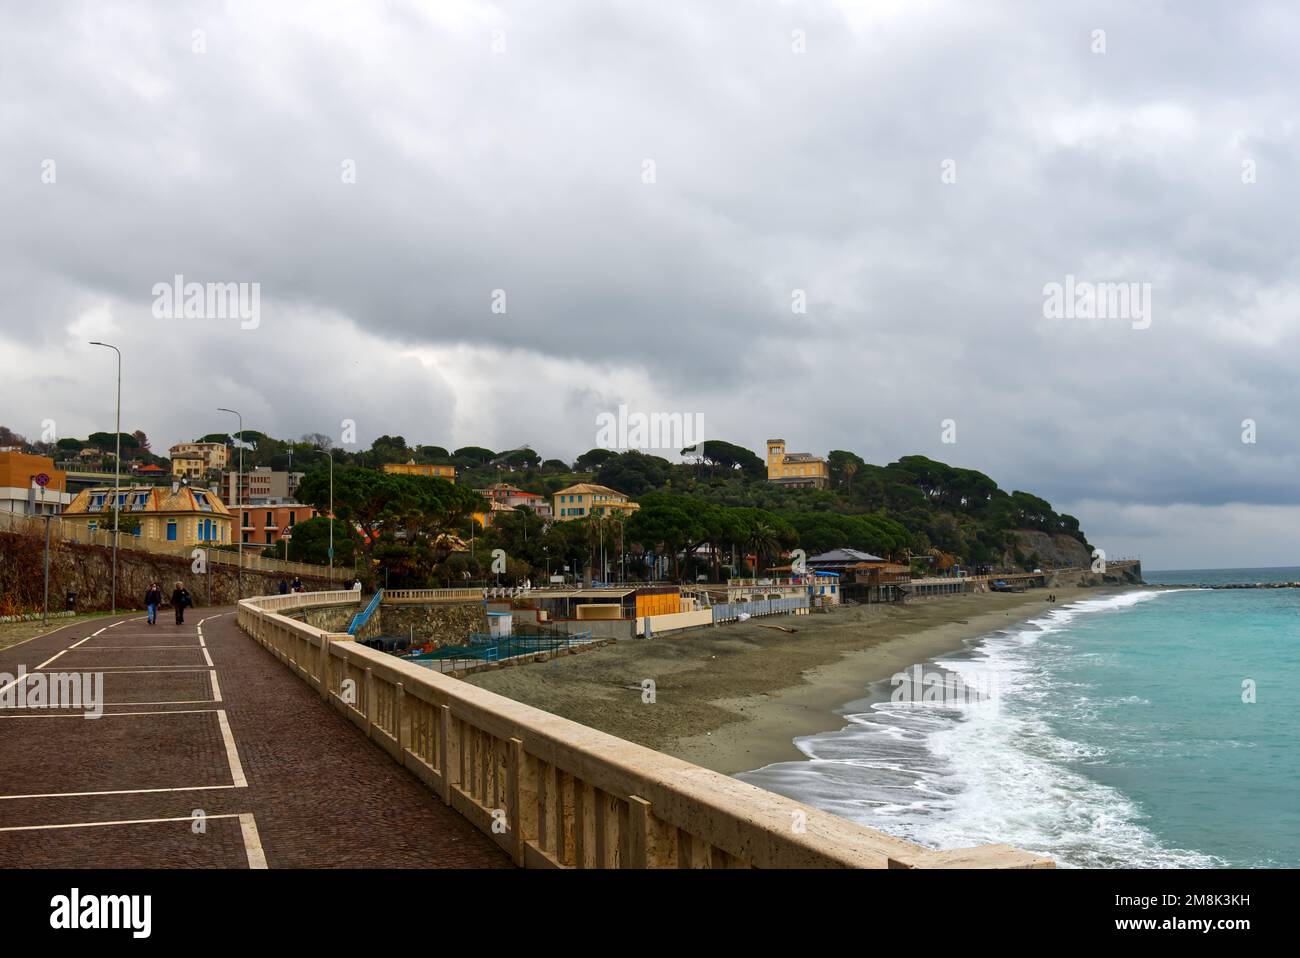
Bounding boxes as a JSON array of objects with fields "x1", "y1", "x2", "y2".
[
  {"x1": 281, "y1": 525, "x2": 292, "y2": 538},
  {"x1": 33, "y1": 473, "x2": 49, "y2": 487}
]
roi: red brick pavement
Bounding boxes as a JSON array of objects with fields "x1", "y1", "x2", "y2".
[{"x1": 0, "y1": 607, "x2": 510, "y2": 868}]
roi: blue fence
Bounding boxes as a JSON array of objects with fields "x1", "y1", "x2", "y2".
[
  {"x1": 711, "y1": 595, "x2": 809, "y2": 624},
  {"x1": 401, "y1": 632, "x2": 596, "y2": 672}
]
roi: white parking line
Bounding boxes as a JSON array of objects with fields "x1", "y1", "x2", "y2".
[
  {"x1": 66, "y1": 642, "x2": 202, "y2": 649},
  {"x1": 33, "y1": 649, "x2": 68, "y2": 671},
  {"x1": 0, "y1": 616, "x2": 111, "y2": 652},
  {"x1": 216, "y1": 710, "x2": 247, "y2": 787},
  {"x1": 0, "y1": 707, "x2": 222, "y2": 719},
  {"x1": 95, "y1": 700, "x2": 217, "y2": 706},
  {"x1": 0, "y1": 708, "x2": 246, "y2": 794},
  {"x1": 0, "y1": 812, "x2": 239, "y2": 832},
  {"x1": 238, "y1": 813, "x2": 268, "y2": 868},
  {"x1": 96, "y1": 633, "x2": 200, "y2": 638},
  {"x1": 209, "y1": 670, "x2": 223, "y2": 702},
  {"x1": 34, "y1": 665, "x2": 208, "y2": 672},
  {"x1": 0, "y1": 647, "x2": 70, "y2": 697},
  {"x1": 0, "y1": 812, "x2": 270, "y2": 870},
  {"x1": 0, "y1": 784, "x2": 238, "y2": 801},
  {"x1": 202, "y1": 647, "x2": 214, "y2": 667}
]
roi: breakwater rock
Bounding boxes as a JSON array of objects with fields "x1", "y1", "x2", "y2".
[{"x1": 1150, "y1": 581, "x2": 1300, "y2": 590}]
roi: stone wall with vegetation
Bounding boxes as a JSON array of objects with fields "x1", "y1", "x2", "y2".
[
  {"x1": 301, "y1": 604, "x2": 360, "y2": 634},
  {"x1": 380, "y1": 601, "x2": 488, "y2": 648},
  {"x1": 0, "y1": 531, "x2": 335, "y2": 614}
]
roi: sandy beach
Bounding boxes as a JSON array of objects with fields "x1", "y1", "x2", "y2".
[{"x1": 464, "y1": 585, "x2": 1131, "y2": 775}]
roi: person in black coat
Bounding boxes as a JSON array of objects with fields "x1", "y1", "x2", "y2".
[{"x1": 171, "y1": 581, "x2": 191, "y2": 625}]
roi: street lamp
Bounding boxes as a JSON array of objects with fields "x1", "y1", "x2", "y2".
[
  {"x1": 309, "y1": 441, "x2": 335, "y2": 582},
  {"x1": 89, "y1": 341, "x2": 121, "y2": 614},
  {"x1": 328, "y1": 447, "x2": 334, "y2": 584},
  {"x1": 217, "y1": 407, "x2": 243, "y2": 599}
]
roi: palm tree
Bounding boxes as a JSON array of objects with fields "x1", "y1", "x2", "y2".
[{"x1": 745, "y1": 519, "x2": 781, "y2": 578}]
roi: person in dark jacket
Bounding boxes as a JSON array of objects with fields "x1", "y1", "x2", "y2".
[
  {"x1": 144, "y1": 583, "x2": 162, "y2": 625},
  {"x1": 291, "y1": 576, "x2": 303, "y2": 593},
  {"x1": 278, "y1": 578, "x2": 289, "y2": 595},
  {"x1": 171, "y1": 581, "x2": 191, "y2": 625}
]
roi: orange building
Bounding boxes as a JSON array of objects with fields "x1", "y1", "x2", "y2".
[
  {"x1": 235, "y1": 503, "x2": 320, "y2": 546},
  {"x1": 0, "y1": 450, "x2": 70, "y2": 516}
]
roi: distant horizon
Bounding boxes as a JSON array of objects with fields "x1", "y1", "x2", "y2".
[{"x1": 1143, "y1": 564, "x2": 1300, "y2": 573}]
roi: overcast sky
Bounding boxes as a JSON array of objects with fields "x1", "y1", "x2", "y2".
[{"x1": 3, "y1": 0, "x2": 1298, "y2": 569}]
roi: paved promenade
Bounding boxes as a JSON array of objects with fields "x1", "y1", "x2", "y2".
[{"x1": 0, "y1": 607, "x2": 510, "y2": 868}]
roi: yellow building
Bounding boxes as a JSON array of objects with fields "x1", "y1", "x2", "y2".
[
  {"x1": 766, "y1": 439, "x2": 829, "y2": 489},
  {"x1": 63, "y1": 483, "x2": 232, "y2": 546},
  {"x1": 169, "y1": 441, "x2": 228, "y2": 472},
  {"x1": 552, "y1": 483, "x2": 639, "y2": 521},
  {"x1": 472, "y1": 499, "x2": 514, "y2": 531},
  {"x1": 171, "y1": 455, "x2": 207, "y2": 481},
  {"x1": 382, "y1": 460, "x2": 456, "y2": 483}
]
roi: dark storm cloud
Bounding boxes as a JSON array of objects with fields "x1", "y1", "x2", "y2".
[{"x1": 3, "y1": 0, "x2": 1300, "y2": 567}]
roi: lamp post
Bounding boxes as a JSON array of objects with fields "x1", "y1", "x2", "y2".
[
  {"x1": 217, "y1": 407, "x2": 243, "y2": 599},
  {"x1": 328, "y1": 448, "x2": 334, "y2": 583},
  {"x1": 32, "y1": 476, "x2": 51, "y2": 624},
  {"x1": 89, "y1": 341, "x2": 121, "y2": 614}
]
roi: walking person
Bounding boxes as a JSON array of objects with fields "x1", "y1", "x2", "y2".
[
  {"x1": 144, "y1": 582, "x2": 162, "y2": 625},
  {"x1": 171, "y1": 581, "x2": 191, "y2": 625},
  {"x1": 278, "y1": 578, "x2": 289, "y2": 595},
  {"x1": 291, "y1": 576, "x2": 303, "y2": 593}
]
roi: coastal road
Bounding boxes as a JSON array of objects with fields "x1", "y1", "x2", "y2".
[{"x1": 0, "y1": 606, "x2": 510, "y2": 868}]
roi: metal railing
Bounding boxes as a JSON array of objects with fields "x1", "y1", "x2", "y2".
[
  {"x1": 404, "y1": 632, "x2": 599, "y2": 673},
  {"x1": 348, "y1": 590, "x2": 384, "y2": 635}
]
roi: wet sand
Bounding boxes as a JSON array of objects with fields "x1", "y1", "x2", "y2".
[{"x1": 464, "y1": 586, "x2": 1127, "y2": 774}]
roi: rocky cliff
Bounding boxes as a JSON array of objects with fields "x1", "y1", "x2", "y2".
[{"x1": 1008, "y1": 529, "x2": 1092, "y2": 569}]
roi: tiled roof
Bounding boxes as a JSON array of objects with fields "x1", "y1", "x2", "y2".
[
  {"x1": 65, "y1": 484, "x2": 231, "y2": 517},
  {"x1": 808, "y1": 547, "x2": 885, "y2": 564},
  {"x1": 554, "y1": 483, "x2": 629, "y2": 498}
]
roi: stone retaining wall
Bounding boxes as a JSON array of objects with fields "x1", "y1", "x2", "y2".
[{"x1": 0, "y1": 531, "x2": 335, "y2": 613}]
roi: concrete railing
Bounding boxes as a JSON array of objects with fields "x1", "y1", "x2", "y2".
[
  {"x1": 383, "y1": 588, "x2": 485, "y2": 603},
  {"x1": 237, "y1": 591, "x2": 1052, "y2": 870}
]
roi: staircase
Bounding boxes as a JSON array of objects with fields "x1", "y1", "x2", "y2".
[{"x1": 348, "y1": 590, "x2": 383, "y2": 636}]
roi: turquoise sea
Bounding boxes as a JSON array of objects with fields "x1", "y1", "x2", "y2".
[{"x1": 737, "y1": 568, "x2": 1300, "y2": 867}]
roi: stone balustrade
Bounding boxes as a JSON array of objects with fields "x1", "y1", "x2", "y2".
[{"x1": 237, "y1": 591, "x2": 1053, "y2": 870}]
